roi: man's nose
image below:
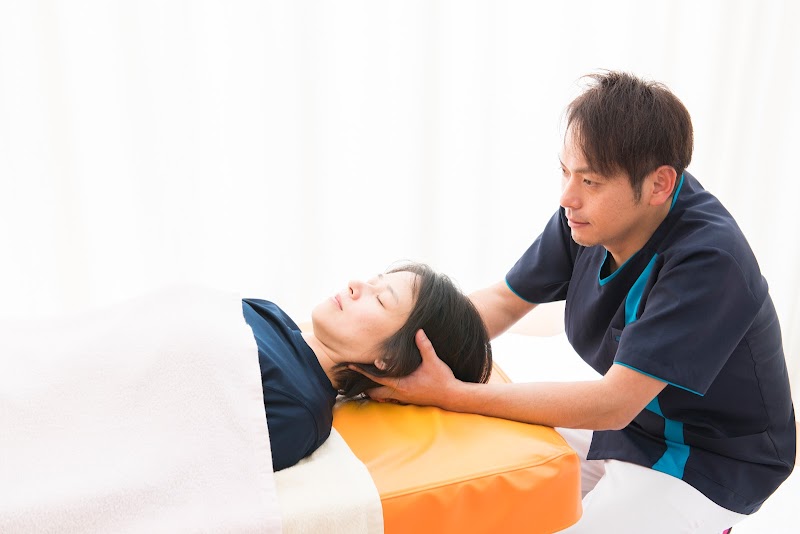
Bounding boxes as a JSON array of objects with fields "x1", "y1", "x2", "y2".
[{"x1": 560, "y1": 177, "x2": 580, "y2": 209}]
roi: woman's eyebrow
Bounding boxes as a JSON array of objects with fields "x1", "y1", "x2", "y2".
[{"x1": 377, "y1": 273, "x2": 399, "y2": 304}]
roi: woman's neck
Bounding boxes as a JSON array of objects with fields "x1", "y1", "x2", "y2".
[{"x1": 300, "y1": 331, "x2": 340, "y2": 389}]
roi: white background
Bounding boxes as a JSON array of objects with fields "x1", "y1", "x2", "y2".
[{"x1": 1, "y1": 0, "x2": 798, "y2": 402}]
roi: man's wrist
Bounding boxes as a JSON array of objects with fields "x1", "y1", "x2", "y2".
[{"x1": 439, "y1": 378, "x2": 472, "y2": 412}]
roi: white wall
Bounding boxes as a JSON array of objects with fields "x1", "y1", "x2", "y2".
[{"x1": 1, "y1": 0, "x2": 798, "y2": 399}]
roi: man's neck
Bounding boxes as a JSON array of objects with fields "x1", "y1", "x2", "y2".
[{"x1": 606, "y1": 203, "x2": 670, "y2": 271}]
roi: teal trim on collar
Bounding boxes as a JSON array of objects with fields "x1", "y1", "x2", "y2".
[
  {"x1": 598, "y1": 250, "x2": 636, "y2": 286},
  {"x1": 598, "y1": 172, "x2": 683, "y2": 288},
  {"x1": 670, "y1": 173, "x2": 685, "y2": 211}
]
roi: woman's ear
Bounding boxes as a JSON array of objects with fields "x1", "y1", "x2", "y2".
[{"x1": 373, "y1": 358, "x2": 388, "y2": 371}]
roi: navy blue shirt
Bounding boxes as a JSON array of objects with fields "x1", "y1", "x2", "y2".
[
  {"x1": 506, "y1": 172, "x2": 795, "y2": 514},
  {"x1": 241, "y1": 299, "x2": 337, "y2": 471}
]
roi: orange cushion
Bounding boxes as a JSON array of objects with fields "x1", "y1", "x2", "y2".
[{"x1": 332, "y1": 368, "x2": 581, "y2": 533}]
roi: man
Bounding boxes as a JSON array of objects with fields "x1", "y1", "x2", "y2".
[{"x1": 356, "y1": 71, "x2": 796, "y2": 532}]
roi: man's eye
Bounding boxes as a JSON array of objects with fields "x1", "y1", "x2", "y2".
[{"x1": 583, "y1": 178, "x2": 595, "y2": 186}]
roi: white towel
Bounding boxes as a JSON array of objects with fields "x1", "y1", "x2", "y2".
[
  {"x1": 274, "y1": 427, "x2": 383, "y2": 534},
  {"x1": 0, "y1": 285, "x2": 281, "y2": 533}
]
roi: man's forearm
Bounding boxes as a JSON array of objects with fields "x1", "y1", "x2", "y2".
[{"x1": 440, "y1": 379, "x2": 636, "y2": 431}]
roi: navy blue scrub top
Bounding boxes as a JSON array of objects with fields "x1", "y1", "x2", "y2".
[
  {"x1": 506, "y1": 172, "x2": 795, "y2": 514},
  {"x1": 242, "y1": 299, "x2": 337, "y2": 471}
]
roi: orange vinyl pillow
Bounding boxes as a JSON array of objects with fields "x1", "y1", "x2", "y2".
[{"x1": 332, "y1": 365, "x2": 581, "y2": 533}]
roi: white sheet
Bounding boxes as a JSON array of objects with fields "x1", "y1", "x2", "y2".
[
  {"x1": 0, "y1": 285, "x2": 280, "y2": 533},
  {"x1": 274, "y1": 427, "x2": 383, "y2": 534}
]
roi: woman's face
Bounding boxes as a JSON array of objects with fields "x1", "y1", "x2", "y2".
[{"x1": 311, "y1": 270, "x2": 417, "y2": 365}]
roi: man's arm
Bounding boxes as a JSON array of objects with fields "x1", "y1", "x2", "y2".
[
  {"x1": 360, "y1": 330, "x2": 666, "y2": 431},
  {"x1": 441, "y1": 363, "x2": 666, "y2": 430},
  {"x1": 470, "y1": 280, "x2": 537, "y2": 339}
]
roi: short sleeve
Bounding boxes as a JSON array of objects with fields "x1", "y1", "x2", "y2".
[
  {"x1": 615, "y1": 248, "x2": 762, "y2": 395},
  {"x1": 506, "y1": 208, "x2": 579, "y2": 303},
  {"x1": 264, "y1": 388, "x2": 319, "y2": 471}
]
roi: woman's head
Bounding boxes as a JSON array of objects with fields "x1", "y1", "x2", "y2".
[
  {"x1": 327, "y1": 262, "x2": 493, "y2": 398},
  {"x1": 311, "y1": 269, "x2": 420, "y2": 367}
]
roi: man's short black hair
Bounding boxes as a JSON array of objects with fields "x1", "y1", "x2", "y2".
[{"x1": 566, "y1": 71, "x2": 694, "y2": 200}]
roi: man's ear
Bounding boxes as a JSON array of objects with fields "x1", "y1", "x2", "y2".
[
  {"x1": 649, "y1": 165, "x2": 678, "y2": 207},
  {"x1": 373, "y1": 358, "x2": 388, "y2": 371}
]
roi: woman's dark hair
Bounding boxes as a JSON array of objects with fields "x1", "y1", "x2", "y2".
[
  {"x1": 335, "y1": 262, "x2": 492, "y2": 398},
  {"x1": 566, "y1": 71, "x2": 693, "y2": 201}
]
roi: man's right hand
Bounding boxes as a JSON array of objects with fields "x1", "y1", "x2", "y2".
[{"x1": 350, "y1": 329, "x2": 459, "y2": 408}]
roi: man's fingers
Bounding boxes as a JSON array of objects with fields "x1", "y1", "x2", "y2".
[
  {"x1": 415, "y1": 329, "x2": 437, "y2": 362},
  {"x1": 347, "y1": 365, "x2": 400, "y2": 396},
  {"x1": 348, "y1": 364, "x2": 394, "y2": 387},
  {"x1": 365, "y1": 385, "x2": 394, "y2": 402}
]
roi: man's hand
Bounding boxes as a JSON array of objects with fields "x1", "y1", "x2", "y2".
[
  {"x1": 350, "y1": 329, "x2": 459, "y2": 407},
  {"x1": 351, "y1": 329, "x2": 668, "y2": 430}
]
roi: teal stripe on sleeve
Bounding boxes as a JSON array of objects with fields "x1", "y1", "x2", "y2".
[
  {"x1": 504, "y1": 278, "x2": 540, "y2": 304},
  {"x1": 614, "y1": 361, "x2": 705, "y2": 398},
  {"x1": 614, "y1": 362, "x2": 703, "y2": 396}
]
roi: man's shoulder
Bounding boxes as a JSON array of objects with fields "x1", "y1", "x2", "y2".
[{"x1": 663, "y1": 174, "x2": 753, "y2": 260}]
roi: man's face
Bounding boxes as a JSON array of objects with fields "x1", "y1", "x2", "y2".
[
  {"x1": 559, "y1": 129, "x2": 655, "y2": 267},
  {"x1": 311, "y1": 271, "x2": 417, "y2": 366}
]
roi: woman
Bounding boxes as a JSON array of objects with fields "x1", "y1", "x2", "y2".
[{"x1": 242, "y1": 262, "x2": 492, "y2": 471}]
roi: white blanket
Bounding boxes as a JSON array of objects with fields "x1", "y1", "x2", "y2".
[
  {"x1": 0, "y1": 286, "x2": 281, "y2": 533},
  {"x1": 274, "y1": 427, "x2": 383, "y2": 534}
]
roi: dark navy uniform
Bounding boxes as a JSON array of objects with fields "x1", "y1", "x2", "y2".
[
  {"x1": 242, "y1": 299, "x2": 337, "y2": 471},
  {"x1": 506, "y1": 172, "x2": 795, "y2": 514}
]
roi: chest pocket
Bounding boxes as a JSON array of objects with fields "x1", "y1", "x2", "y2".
[
  {"x1": 611, "y1": 327, "x2": 623, "y2": 344},
  {"x1": 605, "y1": 327, "x2": 624, "y2": 361},
  {"x1": 590, "y1": 327, "x2": 624, "y2": 375}
]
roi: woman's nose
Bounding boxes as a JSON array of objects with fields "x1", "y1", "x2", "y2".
[{"x1": 347, "y1": 280, "x2": 363, "y2": 299}]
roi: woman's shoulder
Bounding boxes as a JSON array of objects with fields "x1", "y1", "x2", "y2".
[{"x1": 242, "y1": 298, "x2": 301, "y2": 331}]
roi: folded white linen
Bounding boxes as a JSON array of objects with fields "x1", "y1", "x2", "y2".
[
  {"x1": 274, "y1": 426, "x2": 383, "y2": 534},
  {"x1": 0, "y1": 285, "x2": 280, "y2": 533}
]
